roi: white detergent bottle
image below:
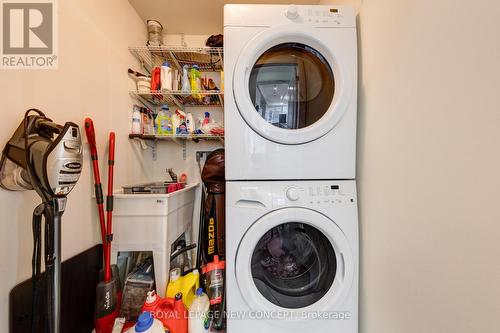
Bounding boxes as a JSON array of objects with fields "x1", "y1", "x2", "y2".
[
  {"x1": 181, "y1": 65, "x2": 191, "y2": 92},
  {"x1": 186, "y1": 113, "x2": 195, "y2": 133},
  {"x1": 128, "y1": 312, "x2": 164, "y2": 333},
  {"x1": 188, "y1": 288, "x2": 210, "y2": 333},
  {"x1": 161, "y1": 61, "x2": 173, "y2": 90}
]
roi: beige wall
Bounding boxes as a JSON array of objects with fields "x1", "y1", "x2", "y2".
[
  {"x1": 355, "y1": 0, "x2": 500, "y2": 332},
  {"x1": 2, "y1": 1, "x2": 500, "y2": 332},
  {"x1": 0, "y1": 0, "x2": 148, "y2": 331}
]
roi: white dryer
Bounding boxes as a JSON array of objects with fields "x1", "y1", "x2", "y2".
[
  {"x1": 224, "y1": 5, "x2": 358, "y2": 180},
  {"x1": 226, "y1": 180, "x2": 358, "y2": 333}
]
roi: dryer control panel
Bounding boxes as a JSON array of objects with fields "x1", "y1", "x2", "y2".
[
  {"x1": 303, "y1": 7, "x2": 347, "y2": 26},
  {"x1": 224, "y1": 4, "x2": 356, "y2": 28}
]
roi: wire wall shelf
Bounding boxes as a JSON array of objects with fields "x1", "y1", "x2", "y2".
[
  {"x1": 129, "y1": 133, "x2": 224, "y2": 141},
  {"x1": 131, "y1": 90, "x2": 224, "y2": 108},
  {"x1": 129, "y1": 46, "x2": 223, "y2": 73}
]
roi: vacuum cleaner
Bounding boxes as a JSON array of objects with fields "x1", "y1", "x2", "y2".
[{"x1": 0, "y1": 109, "x2": 83, "y2": 333}]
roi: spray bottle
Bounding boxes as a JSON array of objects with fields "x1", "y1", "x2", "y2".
[{"x1": 181, "y1": 65, "x2": 191, "y2": 92}]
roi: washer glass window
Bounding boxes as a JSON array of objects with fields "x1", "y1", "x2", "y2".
[
  {"x1": 251, "y1": 222, "x2": 336, "y2": 309},
  {"x1": 248, "y1": 43, "x2": 335, "y2": 130}
]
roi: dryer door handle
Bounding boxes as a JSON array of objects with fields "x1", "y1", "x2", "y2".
[{"x1": 339, "y1": 252, "x2": 346, "y2": 281}]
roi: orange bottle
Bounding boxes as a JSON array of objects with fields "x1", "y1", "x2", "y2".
[
  {"x1": 142, "y1": 290, "x2": 163, "y2": 315},
  {"x1": 155, "y1": 293, "x2": 188, "y2": 333}
]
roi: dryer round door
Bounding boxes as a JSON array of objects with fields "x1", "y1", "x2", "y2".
[
  {"x1": 233, "y1": 25, "x2": 355, "y2": 145},
  {"x1": 235, "y1": 207, "x2": 354, "y2": 312}
]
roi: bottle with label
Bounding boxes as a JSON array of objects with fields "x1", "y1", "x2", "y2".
[
  {"x1": 190, "y1": 65, "x2": 202, "y2": 99},
  {"x1": 142, "y1": 290, "x2": 162, "y2": 315},
  {"x1": 131, "y1": 105, "x2": 142, "y2": 134},
  {"x1": 161, "y1": 61, "x2": 173, "y2": 90},
  {"x1": 175, "y1": 109, "x2": 188, "y2": 135},
  {"x1": 127, "y1": 312, "x2": 164, "y2": 333},
  {"x1": 186, "y1": 113, "x2": 195, "y2": 134},
  {"x1": 166, "y1": 268, "x2": 183, "y2": 299},
  {"x1": 181, "y1": 65, "x2": 191, "y2": 92},
  {"x1": 166, "y1": 268, "x2": 200, "y2": 308},
  {"x1": 220, "y1": 71, "x2": 224, "y2": 91},
  {"x1": 188, "y1": 288, "x2": 210, "y2": 333},
  {"x1": 157, "y1": 105, "x2": 173, "y2": 135}
]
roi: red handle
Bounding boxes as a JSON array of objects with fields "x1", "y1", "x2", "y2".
[
  {"x1": 84, "y1": 118, "x2": 98, "y2": 157},
  {"x1": 104, "y1": 132, "x2": 115, "y2": 282},
  {"x1": 84, "y1": 117, "x2": 109, "y2": 279}
]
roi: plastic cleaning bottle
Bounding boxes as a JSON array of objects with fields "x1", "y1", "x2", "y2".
[
  {"x1": 190, "y1": 65, "x2": 202, "y2": 99},
  {"x1": 175, "y1": 109, "x2": 188, "y2": 135},
  {"x1": 161, "y1": 61, "x2": 173, "y2": 90},
  {"x1": 152, "y1": 293, "x2": 188, "y2": 333},
  {"x1": 178, "y1": 115, "x2": 188, "y2": 135},
  {"x1": 202, "y1": 112, "x2": 210, "y2": 126},
  {"x1": 172, "y1": 109, "x2": 181, "y2": 136},
  {"x1": 181, "y1": 65, "x2": 191, "y2": 92},
  {"x1": 166, "y1": 268, "x2": 183, "y2": 298},
  {"x1": 165, "y1": 269, "x2": 200, "y2": 308},
  {"x1": 142, "y1": 291, "x2": 163, "y2": 315},
  {"x1": 188, "y1": 288, "x2": 210, "y2": 333},
  {"x1": 157, "y1": 105, "x2": 173, "y2": 135},
  {"x1": 220, "y1": 70, "x2": 224, "y2": 91},
  {"x1": 180, "y1": 269, "x2": 200, "y2": 308},
  {"x1": 170, "y1": 293, "x2": 188, "y2": 333},
  {"x1": 186, "y1": 113, "x2": 195, "y2": 133},
  {"x1": 128, "y1": 312, "x2": 164, "y2": 333},
  {"x1": 131, "y1": 105, "x2": 142, "y2": 134}
]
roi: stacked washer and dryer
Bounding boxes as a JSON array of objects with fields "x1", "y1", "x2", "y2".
[{"x1": 224, "y1": 4, "x2": 358, "y2": 333}]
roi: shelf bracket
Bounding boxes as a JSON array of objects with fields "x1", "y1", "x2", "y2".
[
  {"x1": 181, "y1": 33, "x2": 187, "y2": 48},
  {"x1": 152, "y1": 140, "x2": 158, "y2": 161},
  {"x1": 182, "y1": 141, "x2": 187, "y2": 160}
]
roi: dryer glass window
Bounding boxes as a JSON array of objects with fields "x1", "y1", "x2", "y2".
[
  {"x1": 249, "y1": 43, "x2": 334, "y2": 129},
  {"x1": 251, "y1": 222, "x2": 336, "y2": 308}
]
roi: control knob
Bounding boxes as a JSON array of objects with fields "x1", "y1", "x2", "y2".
[
  {"x1": 286, "y1": 187, "x2": 300, "y2": 201},
  {"x1": 285, "y1": 5, "x2": 299, "y2": 20}
]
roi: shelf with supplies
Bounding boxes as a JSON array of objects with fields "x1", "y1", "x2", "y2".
[
  {"x1": 129, "y1": 133, "x2": 224, "y2": 142},
  {"x1": 129, "y1": 46, "x2": 223, "y2": 73},
  {"x1": 129, "y1": 132, "x2": 224, "y2": 161},
  {"x1": 131, "y1": 90, "x2": 224, "y2": 108}
]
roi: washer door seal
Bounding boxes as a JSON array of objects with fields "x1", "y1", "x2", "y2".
[{"x1": 235, "y1": 207, "x2": 354, "y2": 312}]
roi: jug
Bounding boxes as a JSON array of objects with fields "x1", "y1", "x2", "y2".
[{"x1": 166, "y1": 268, "x2": 200, "y2": 308}]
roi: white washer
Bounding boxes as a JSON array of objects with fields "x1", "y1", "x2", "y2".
[
  {"x1": 226, "y1": 180, "x2": 358, "y2": 333},
  {"x1": 224, "y1": 5, "x2": 358, "y2": 180}
]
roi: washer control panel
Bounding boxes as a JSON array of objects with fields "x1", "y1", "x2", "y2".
[{"x1": 272, "y1": 182, "x2": 356, "y2": 208}]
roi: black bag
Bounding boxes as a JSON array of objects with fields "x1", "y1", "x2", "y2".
[
  {"x1": 200, "y1": 149, "x2": 225, "y2": 264},
  {"x1": 206, "y1": 34, "x2": 223, "y2": 47}
]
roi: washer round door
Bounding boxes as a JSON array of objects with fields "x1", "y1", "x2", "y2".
[
  {"x1": 233, "y1": 25, "x2": 355, "y2": 145},
  {"x1": 235, "y1": 208, "x2": 354, "y2": 312}
]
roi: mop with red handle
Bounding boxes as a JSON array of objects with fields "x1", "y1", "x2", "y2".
[
  {"x1": 105, "y1": 132, "x2": 122, "y2": 306},
  {"x1": 84, "y1": 118, "x2": 119, "y2": 333},
  {"x1": 104, "y1": 132, "x2": 115, "y2": 282},
  {"x1": 84, "y1": 118, "x2": 108, "y2": 262}
]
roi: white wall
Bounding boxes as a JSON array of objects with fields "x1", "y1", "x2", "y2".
[
  {"x1": 0, "y1": 0, "x2": 148, "y2": 331},
  {"x1": 355, "y1": 0, "x2": 500, "y2": 332}
]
